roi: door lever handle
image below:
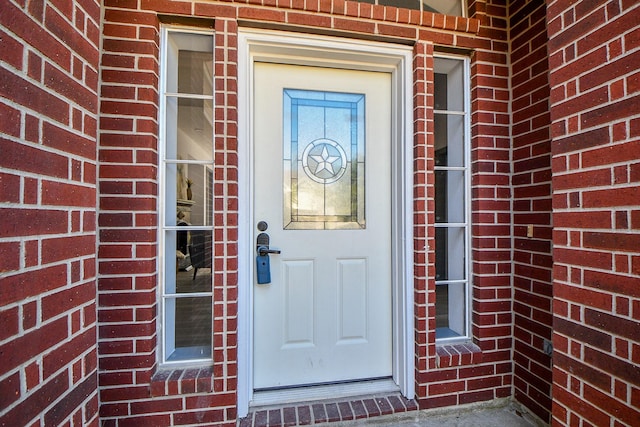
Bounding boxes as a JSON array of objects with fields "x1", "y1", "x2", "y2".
[
  {"x1": 256, "y1": 245, "x2": 279, "y2": 284},
  {"x1": 258, "y1": 246, "x2": 281, "y2": 257}
]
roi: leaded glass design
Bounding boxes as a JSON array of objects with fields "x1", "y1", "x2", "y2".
[{"x1": 283, "y1": 89, "x2": 365, "y2": 230}]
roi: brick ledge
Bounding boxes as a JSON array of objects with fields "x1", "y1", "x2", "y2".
[
  {"x1": 150, "y1": 366, "x2": 214, "y2": 397},
  {"x1": 436, "y1": 342, "x2": 483, "y2": 368}
]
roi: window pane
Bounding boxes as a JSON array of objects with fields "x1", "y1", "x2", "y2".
[
  {"x1": 379, "y1": 0, "x2": 420, "y2": 10},
  {"x1": 434, "y1": 170, "x2": 465, "y2": 224},
  {"x1": 165, "y1": 164, "x2": 213, "y2": 227},
  {"x1": 165, "y1": 230, "x2": 213, "y2": 294},
  {"x1": 434, "y1": 59, "x2": 465, "y2": 111},
  {"x1": 435, "y1": 283, "x2": 466, "y2": 339},
  {"x1": 434, "y1": 114, "x2": 465, "y2": 167},
  {"x1": 165, "y1": 97, "x2": 213, "y2": 161},
  {"x1": 423, "y1": 0, "x2": 463, "y2": 17},
  {"x1": 166, "y1": 33, "x2": 213, "y2": 95},
  {"x1": 165, "y1": 296, "x2": 212, "y2": 362},
  {"x1": 342, "y1": 1, "x2": 464, "y2": 17},
  {"x1": 434, "y1": 73, "x2": 448, "y2": 110},
  {"x1": 435, "y1": 226, "x2": 465, "y2": 281}
]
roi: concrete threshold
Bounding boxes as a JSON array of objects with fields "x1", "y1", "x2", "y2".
[{"x1": 329, "y1": 399, "x2": 544, "y2": 427}]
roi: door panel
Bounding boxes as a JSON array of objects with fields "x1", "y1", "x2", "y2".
[
  {"x1": 253, "y1": 62, "x2": 392, "y2": 389},
  {"x1": 337, "y1": 259, "x2": 367, "y2": 343},
  {"x1": 282, "y1": 260, "x2": 315, "y2": 348}
]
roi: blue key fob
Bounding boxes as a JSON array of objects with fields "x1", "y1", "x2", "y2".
[{"x1": 256, "y1": 253, "x2": 271, "y2": 284}]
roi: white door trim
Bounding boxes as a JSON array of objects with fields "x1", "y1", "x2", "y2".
[{"x1": 237, "y1": 28, "x2": 414, "y2": 417}]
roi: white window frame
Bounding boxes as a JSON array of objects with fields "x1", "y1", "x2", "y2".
[
  {"x1": 433, "y1": 54, "x2": 472, "y2": 343},
  {"x1": 158, "y1": 25, "x2": 215, "y2": 366}
]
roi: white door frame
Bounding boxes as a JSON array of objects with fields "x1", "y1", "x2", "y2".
[{"x1": 237, "y1": 28, "x2": 414, "y2": 417}]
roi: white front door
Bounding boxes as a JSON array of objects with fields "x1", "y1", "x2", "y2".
[{"x1": 253, "y1": 62, "x2": 393, "y2": 390}]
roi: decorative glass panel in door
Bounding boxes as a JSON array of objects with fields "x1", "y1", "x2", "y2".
[{"x1": 283, "y1": 89, "x2": 365, "y2": 230}]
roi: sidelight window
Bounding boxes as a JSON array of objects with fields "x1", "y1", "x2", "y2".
[
  {"x1": 434, "y1": 55, "x2": 471, "y2": 341},
  {"x1": 159, "y1": 27, "x2": 214, "y2": 364}
]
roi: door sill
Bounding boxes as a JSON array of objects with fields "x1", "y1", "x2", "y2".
[{"x1": 250, "y1": 378, "x2": 399, "y2": 407}]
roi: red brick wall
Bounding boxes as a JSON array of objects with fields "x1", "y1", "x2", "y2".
[
  {"x1": 509, "y1": 0, "x2": 553, "y2": 422},
  {"x1": 98, "y1": 0, "x2": 516, "y2": 424},
  {"x1": 0, "y1": 0, "x2": 101, "y2": 425},
  {"x1": 547, "y1": 0, "x2": 640, "y2": 425},
  {"x1": 5, "y1": 0, "x2": 640, "y2": 423}
]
